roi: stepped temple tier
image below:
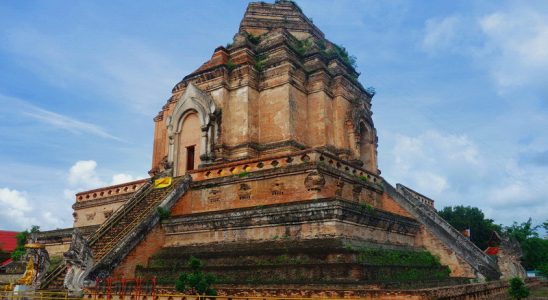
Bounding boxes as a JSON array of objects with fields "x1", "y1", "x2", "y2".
[{"x1": 27, "y1": 1, "x2": 525, "y2": 298}]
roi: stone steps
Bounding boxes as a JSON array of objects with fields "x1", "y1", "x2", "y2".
[
  {"x1": 41, "y1": 176, "x2": 191, "y2": 290},
  {"x1": 387, "y1": 182, "x2": 501, "y2": 280}
]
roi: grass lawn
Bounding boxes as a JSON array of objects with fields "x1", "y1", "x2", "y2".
[{"x1": 528, "y1": 284, "x2": 548, "y2": 297}]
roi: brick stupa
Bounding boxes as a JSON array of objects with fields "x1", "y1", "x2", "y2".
[{"x1": 37, "y1": 1, "x2": 508, "y2": 295}]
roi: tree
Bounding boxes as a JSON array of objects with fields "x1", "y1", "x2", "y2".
[
  {"x1": 504, "y1": 219, "x2": 548, "y2": 270},
  {"x1": 504, "y1": 218, "x2": 539, "y2": 244},
  {"x1": 175, "y1": 256, "x2": 217, "y2": 296},
  {"x1": 11, "y1": 225, "x2": 40, "y2": 261},
  {"x1": 508, "y1": 277, "x2": 529, "y2": 300},
  {"x1": 438, "y1": 206, "x2": 501, "y2": 250}
]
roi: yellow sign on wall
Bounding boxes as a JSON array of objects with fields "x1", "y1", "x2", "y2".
[{"x1": 154, "y1": 177, "x2": 172, "y2": 189}]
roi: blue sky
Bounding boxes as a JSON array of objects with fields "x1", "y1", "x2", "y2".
[{"x1": 0, "y1": 0, "x2": 547, "y2": 231}]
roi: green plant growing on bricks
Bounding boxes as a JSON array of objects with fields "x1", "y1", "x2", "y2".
[
  {"x1": 508, "y1": 277, "x2": 529, "y2": 300},
  {"x1": 11, "y1": 225, "x2": 40, "y2": 261},
  {"x1": 175, "y1": 256, "x2": 217, "y2": 296},
  {"x1": 225, "y1": 59, "x2": 237, "y2": 72},
  {"x1": 157, "y1": 207, "x2": 171, "y2": 221},
  {"x1": 356, "y1": 248, "x2": 442, "y2": 267}
]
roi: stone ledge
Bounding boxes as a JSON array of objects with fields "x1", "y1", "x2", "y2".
[
  {"x1": 74, "y1": 179, "x2": 147, "y2": 203},
  {"x1": 385, "y1": 181, "x2": 501, "y2": 280},
  {"x1": 36, "y1": 225, "x2": 99, "y2": 243},
  {"x1": 164, "y1": 198, "x2": 419, "y2": 236}
]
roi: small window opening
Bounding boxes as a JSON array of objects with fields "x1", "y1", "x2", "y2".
[{"x1": 186, "y1": 145, "x2": 196, "y2": 171}]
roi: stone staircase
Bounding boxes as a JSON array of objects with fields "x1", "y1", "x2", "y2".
[
  {"x1": 383, "y1": 181, "x2": 501, "y2": 280},
  {"x1": 40, "y1": 175, "x2": 192, "y2": 290}
]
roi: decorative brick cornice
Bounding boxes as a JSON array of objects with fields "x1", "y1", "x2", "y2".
[{"x1": 74, "y1": 179, "x2": 147, "y2": 203}]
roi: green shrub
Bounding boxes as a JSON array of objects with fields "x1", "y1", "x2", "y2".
[
  {"x1": 225, "y1": 59, "x2": 237, "y2": 72},
  {"x1": 11, "y1": 225, "x2": 39, "y2": 261},
  {"x1": 254, "y1": 53, "x2": 267, "y2": 72},
  {"x1": 237, "y1": 171, "x2": 249, "y2": 177},
  {"x1": 357, "y1": 248, "x2": 441, "y2": 267},
  {"x1": 245, "y1": 32, "x2": 261, "y2": 45},
  {"x1": 508, "y1": 277, "x2": 529, "y2": 300},
  {"x1": 175, "y1": 256, "x2": 217, "y2": 296},
  {"x1": 157, "y1": 207, "x2": 171, "y2": 221}
]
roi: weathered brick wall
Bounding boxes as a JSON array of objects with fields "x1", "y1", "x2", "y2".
[
  {"x1": 414, "y1": 224, "x2": 476, "y2": 278},
  {"x1": 111, "y1": 224, "x2": 166, "y2": 278},
  {"x1": 165, "y1": 199, "x2": 419, "y2": 248}
]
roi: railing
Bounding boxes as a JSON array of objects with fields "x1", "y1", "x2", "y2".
[
  {"x1": 87, "y1": 182, "x2": 153, "y2": 245},
  {"x1": 92, "y1": 277, "x2": 157, "y2": 300},
  {"x1": 396, "y1": 184, "x2": 491, "y2": 256},
  {"x1": 41, "y1": 181, "x2": 154, "y2": 289},
  {"x1": 393, "y1": 183, "x2": 500, "y2": 279},
  {"x1": 91, "y1": 177, "x2": 182, "y2": 258},
  {"x1": 40, "y1": 263, "x2": 67, "y2": 290}
]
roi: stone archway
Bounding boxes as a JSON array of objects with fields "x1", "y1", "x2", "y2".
[
  {"x1": 174, "y1": 112, "x2": 201, "y2": 175},
  {"x1": 359, "y1": 122, "x2": 373, "y2": 169},
  {"x1": 167, "y1": 83, "x2": 219, "y2": 176}
]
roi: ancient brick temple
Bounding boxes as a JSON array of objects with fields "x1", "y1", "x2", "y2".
[{"x1": 36, "y1": 0, "x2": 516, "y2": 296}]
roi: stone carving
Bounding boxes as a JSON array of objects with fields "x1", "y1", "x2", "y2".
[
  {"x1": 335, "y1": 181, "x2": 345, "y2": 197},
  {"x1": 63, "y1": 229, "x2": 94, "y2": 297},
  {"x1": 365, "y1": 188, "x2": 376, "y2": 206},
  {"x1": 496, "y1": 233, "x2": 527, "y2": 279},
  {"x1": 16, "y1": 234, "x2": 50, "y2": 288},
  {"x1": 304, "y1": 171, "x2": 326, "y2": 191},
  {"x1": 347, "y1": 98, "x2": 373, "y2": 136},
  {"x1": 271, "y1": 180, "x2": 284, "y2": 195},
  {"x1": 238, "y1": 183, "x2": 252, "y2": 200},
  {"x1": 352, "y1": 185, "x2": 362, "y2": 202},
  {"x1": 85, "y1": 212, "x2": 96, "y2": 221},
  {"x1": 149, "y1": 155, "x2": 173, "y2": 177},
  {"x1": 208, "y1": 189, "x2": 221, "y2": 203},
  {"x1": 103, "y1": 210, "x2": 113, "y2": 219}
]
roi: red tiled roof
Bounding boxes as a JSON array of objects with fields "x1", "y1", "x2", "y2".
[
  {"x1": 0, "y1": 258, "x2": 12, "y2": 268},
  {"x1": 0, "y1": 230, "x2": 18, "y2": 252}
]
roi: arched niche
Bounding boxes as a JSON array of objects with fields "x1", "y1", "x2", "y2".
[
  {"x1": 358, "y1": 122, "x2": 374, "y2": 169},
  {"x1": 346, "y1": 99, "x2": 378, "y2": 173},
  {"x1": 167, "y1": 83, "x2": 219, "y2": 176},
  {"x1": 174, "y1": 112, "x2": 201, "y2": 175}
]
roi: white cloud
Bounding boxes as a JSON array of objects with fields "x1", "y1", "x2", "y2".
[
  {"x1": 388, "y1": 130, "x2": 482, "y2": 198},
  {"x1": 479, "y1": 9, "x2": 548, "y2": 91},
  {"x1": 413, "y1": 171, "x2": 449, "y2": 195},
  {"x1": 67, "y1": 160, "x2": 105, "y2": 188},
  {"x1": 382, "y1": 129, "x2": 548, "y2": 226},
  {"x1": 2, "y1": 28, "x2": 181, "y2": 114},
  {"x1": 0, "y1": 188, "x2": 37, "y2": 229},
  {"x1": 64, "y1": 160, "x2": 142, "y2": 199},
  {"x1": 42, "y1": 211, "x2": 64, "y2": 229},
  {"x1": 24, "y1": 105, "x2": 122, "y2": 141},
  {"x1": 422, "y1": 16, "x2": 461, "y2": 53},
  {"x1": 0, "y1": 93, "x2": 122, "y2": 141},
  {"x1": 111, "y1": 173, "x2": 136, "y2": 185},
  {"x1": 420, "y1": 7, "x2": 548, "y2": 94}
]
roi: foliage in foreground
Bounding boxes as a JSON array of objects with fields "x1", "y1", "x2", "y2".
[
  {"x1": 175, "y1": 256, "x2": 217, "y2": 296},
  {"x1": 504, "y1": 218, "x2": 548, "y2": 272},
  {"x1": 508, "y1": 277, "x2": 529, "y2": 300},
  {"x1": 11, "y1": 225, "x2": 40, "y2": 261}
]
